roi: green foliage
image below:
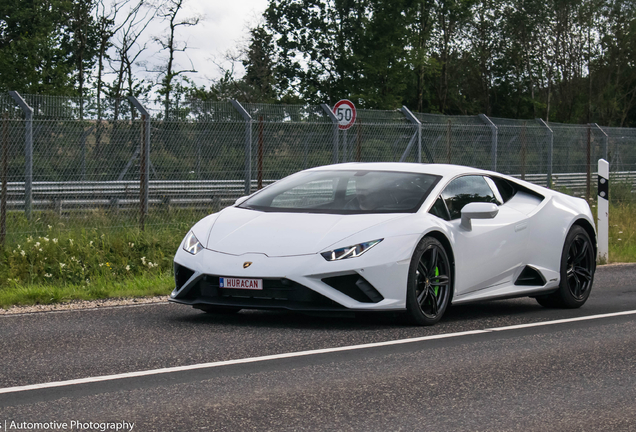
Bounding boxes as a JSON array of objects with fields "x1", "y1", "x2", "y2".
[
  {"x1": 607, "y1": 202, "x2": 636, "y2": 263},
  {"x1": 0, "y1": 0, "x2": 74, "y2": 94},
  {"x1": 0, "y1": 0, "x2": 100, "y2": 97},
  {"x1": 259, "y1": 0, "x2": 636, "y2": 125},
  {"x1": 0, "y1": 273, "x2": 173, "y2": 308},
  {"x1": 609, "y1": 179, "x2": 636, "y2": 205},
  {"x1": 0, "y1": 209, "x2": 204, "y2": 307},
  {"x1": 0, "y1": 225, "x2": 179, "y2": 288}
]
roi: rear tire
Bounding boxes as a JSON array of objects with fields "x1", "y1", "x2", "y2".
[
  {"x1": 536, "y1": 225, "x2": 595, "y2": 309},
  {"x1": 405, "y1": 236, "x2": 452, "y2": 325}
]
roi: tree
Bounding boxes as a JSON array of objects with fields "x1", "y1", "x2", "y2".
[
  {"x1": 0, "y1": 0, "x2": 75, "y2": 94},
  {"x1": 107, "y1": 0, "x2": 154, "y2": 120},
  {"x1": 595, "y1": 0, "x2": 636, "y2": 126},
  {"x1": 151, "y1": 0, "x2": 200, "y2": 120},
  {"x1": 63, "y1": 0, "x2": 101, "y2": 117},
  {"x1": 265, "y1": 0, "x2": 369, "y2": 106},
  {"x1": 407, "y1": 0, "x2": 437, "y2": 112},
  {"x1": 241, "y1": 26, "x2": 278, "y2": 103},
  {"x1": 94, "y1": 0, "x2": 132, "y2": 119}
]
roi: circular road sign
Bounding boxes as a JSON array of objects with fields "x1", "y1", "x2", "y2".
[{"x1": 333, "y1": 99, "x2": 357, "y2": 130}]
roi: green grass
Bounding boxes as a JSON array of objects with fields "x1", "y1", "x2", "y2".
[
  {"x1": 589, "y1": 179, "x2": 636, "y2": 263},
  {"x1": 606, "y1": 202, "x2": 636, "y2": 263},
  {"x1": 0, "y1": 273, "x2": 174, "y2": 309},
  {"x1": 0, "y1": 209, "x2": 207, "y2": 308}
]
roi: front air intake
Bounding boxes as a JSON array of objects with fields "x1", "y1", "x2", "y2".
[
  {"x1": 322, "y1": 274, "x2": 384, "y2": 303},
  {"x1": 174, "y1": 263, "x2": 195, "y2": 290}
]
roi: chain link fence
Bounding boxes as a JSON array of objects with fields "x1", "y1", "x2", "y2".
[{"x1": 1, "y1": 92, "x2": 635, "y2": 243}]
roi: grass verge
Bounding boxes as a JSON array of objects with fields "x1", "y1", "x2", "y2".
[
  {"x1": 0, "y1": 273, "x2": 173, "y2": 309},
  {"x1": 606, "y1": 203, "x2": 636, "y2": 263}
]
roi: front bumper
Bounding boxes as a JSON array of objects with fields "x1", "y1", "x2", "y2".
[{"x1": 170, "y1": 235, "x2": 419, "y2": 311}]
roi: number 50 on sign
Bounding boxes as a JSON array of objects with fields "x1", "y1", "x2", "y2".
[{"x1": 333, "y1": 99, "x2": 357, "y2": 130}]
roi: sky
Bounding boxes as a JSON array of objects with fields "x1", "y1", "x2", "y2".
[{"x1": 128, "y1": 0, "x2": 270, "y2": 89}]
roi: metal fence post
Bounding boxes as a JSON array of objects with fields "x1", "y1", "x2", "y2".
[
  {"x1": 9, "y1": 91, "x2": 33, "y2": 220},
  {"x1": 231, "y1": 100, "x2": 252, "y2": 195},
  {"x1": 592, "y1": 123, "x2": 609, "y2": 161},
  {"x1": 1, "y1": 114, "x2": 7, "y2": 245},
  {"x1": 479, "y1": 114, "x2": 498, "y2": 171},
  {"x1": 127, "y1": 96, "x2": 150, "y2": 230},
  {"x1": 321, "y1": 104, "x2": 339, "y2": 164},
  {"x1": 401, "y1": 106, "x2": 422, "y2": 163},
  {"x1": 537, "y1": 118, "x2": 553, "y2": 188}
]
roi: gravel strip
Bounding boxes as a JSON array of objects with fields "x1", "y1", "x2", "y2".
[{"x1": 0, "y1": 296, "x2": 169, "y2": 315}]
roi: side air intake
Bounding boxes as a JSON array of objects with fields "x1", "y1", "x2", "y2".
[
  {"x1": 322, "y1": 274, "x2": 384, "y2": 303},
  {"x1": 514, "y1": 266, "x2": 546, "y2": 286}
]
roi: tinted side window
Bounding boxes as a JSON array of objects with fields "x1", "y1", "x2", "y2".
[
  {"x1": 488, "y1": 176, "x2": 516, "y2": 203},
  {"x1": 441, "y1": 176, "x2": 498, "y2": 220},
  {"x1": 429, "y1": 196, "x2": 450, "y2": 221}
]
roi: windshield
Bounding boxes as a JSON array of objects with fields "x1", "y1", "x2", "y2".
[{"x1": 239, "y1": 170, "x2": 441, "y2": 214}]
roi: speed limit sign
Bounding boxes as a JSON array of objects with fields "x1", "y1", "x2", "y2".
[{"x1": 333, "y1": 99, "x2": 356, "y2": 130}]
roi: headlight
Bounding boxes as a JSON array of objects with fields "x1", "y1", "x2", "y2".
[
  {"x1": 321, "y1": 239, "x2": 383, "y2": 261},
  {"x1": 183, "y1": 231, "x2": 204, "y2": 255}
]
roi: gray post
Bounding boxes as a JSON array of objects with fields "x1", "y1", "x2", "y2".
[
  {"x1": 127, "y1": 97, "x2": 151, "y2": 227},
  {"x1": 592, "y1": 123, "x2": 609, "y2": 161},
  {"x1": 9, "y1": 91, "x2": 33, "y2": 220},
  {"x1": 231, "y1": 100, "x2": 252, "y2": 195},
  {"x1": 80, "y1": 125, "x2": 95, "y2": 182},
  {"x1": 343, "y1": 129, "x2": 348, "y2": 162},
  {"x1": 401, "y1": 106, "x2": 422, "y2": 163},
  {"x1": 479, "y1": 114, "x2": 498, "y2": 171},
  {"x1": 537, "y1": 118, "x2": 553, "y2": 188},
  {"x1": 321, "y1": 104, "x2": 339, "y2": 164}
]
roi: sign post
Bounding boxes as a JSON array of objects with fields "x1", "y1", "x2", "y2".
[
  {"x1": 597, "y1": 159, "x2": 609, "y2": 263},
  {"x1": 333, "y1": 100, "x2": 357, "y2": 163}
]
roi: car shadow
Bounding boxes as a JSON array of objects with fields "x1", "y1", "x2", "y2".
[
  {"x1": 443, "y1": 298, "x2": 545, "y2": 323},
  {"x1": 169, "y1": 297, "x2": 547, "y2": 330}
]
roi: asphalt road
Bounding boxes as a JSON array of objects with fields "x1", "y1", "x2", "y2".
[{"x1": 1, "y1": 264, "x2": 636, "y2": 431}]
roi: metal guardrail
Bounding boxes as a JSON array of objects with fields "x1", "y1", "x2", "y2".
[
  {"x1": 512, "y1": 171, "x2": 636, "y2": 197},
  {"x1": 2, "y1": 172, "x2": 634, "y2": 214},
  {"x1": 2, "y1": 180, "x2": 276, "y2": 213}
]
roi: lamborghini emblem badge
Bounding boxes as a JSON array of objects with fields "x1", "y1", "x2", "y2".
[{"x1": 243, "y1": 262, "x2": 252, "y2": 269}]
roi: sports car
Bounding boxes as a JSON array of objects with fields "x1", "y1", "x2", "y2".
[{"x1": 170, "y1": 163, "x2": 597, "y2": 325}]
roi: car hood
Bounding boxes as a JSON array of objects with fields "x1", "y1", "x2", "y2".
[{"x1": 205, "y1": 206, "x2": 406, "y2": 257}]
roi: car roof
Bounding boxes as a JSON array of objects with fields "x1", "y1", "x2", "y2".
[
  {"x1": 308, "y1": 162, "x2": 490, "y2": 180},
  {"x1": 303, "y1": 162, "x2": 554, "y2": 198}
]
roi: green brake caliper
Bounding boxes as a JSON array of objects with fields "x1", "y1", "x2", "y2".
[{"x1": 433, "y1": 267, "x2": 439, "y2": 296}]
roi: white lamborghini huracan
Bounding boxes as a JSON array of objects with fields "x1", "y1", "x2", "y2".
[{"x1": 170, "y1": 163, "x2": 597, "y2": 325}]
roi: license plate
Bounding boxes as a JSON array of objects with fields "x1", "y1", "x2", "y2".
[{"x1": 219, "y1": 277, "x2": 263, "y2": 290}]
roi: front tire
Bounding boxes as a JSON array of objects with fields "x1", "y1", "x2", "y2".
[
  {"x1": 405, "y1": 237, "x2": 452, "y2": 325},
  {"x1": 536, "y1": 225, "x2": 595, "y2": 309}
]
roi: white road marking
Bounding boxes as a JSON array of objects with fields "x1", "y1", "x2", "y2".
[{"x1": 2, "y1": 309, "x2": 636, "y2": 395}]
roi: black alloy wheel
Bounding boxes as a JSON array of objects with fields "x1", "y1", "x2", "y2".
[
  {"x1": 565, "y1": 231, "x2": 594, "y2": 300},
  {"x1": 406, "y1": 236, "x2": 452, "y2": 325},
  {"x1": 536, "y1": 225, "x2": 595, "y2": 309}
]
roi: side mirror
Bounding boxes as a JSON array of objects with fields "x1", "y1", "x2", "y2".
[
  {"x1": 460, "y1": 202, "x2": 499, "y2": 230},
  {"x1": 234, "y1": 196, "x2": 249, "y2": 206}
]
